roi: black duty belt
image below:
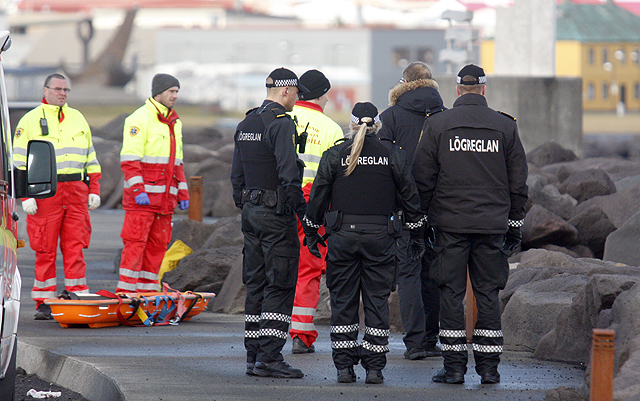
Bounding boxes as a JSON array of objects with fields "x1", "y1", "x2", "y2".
[
  {"x1": 341, "y1": 214, "x2": 388, "y2": 229},
  {"x1": 242, "y1": 188, "x2": 278, "y2": 207},
  {"x1": 57, "y1": 173, "x2": 83, "y2": 182}
]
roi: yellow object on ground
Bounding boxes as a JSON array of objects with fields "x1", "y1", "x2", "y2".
[{"x1": 158, "y1": 240, "x2": 193, "y2": 290}]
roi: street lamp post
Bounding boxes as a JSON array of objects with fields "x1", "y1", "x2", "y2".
[
  {"x1": 614, "y1": 50, "x2": 625, "y2": 116},
  {"x1": 630, "y1": 50, "x2": 639, "y2": 112},
  {"x1": 603, "y1": 61, "x2": 614, "y2": 112}
]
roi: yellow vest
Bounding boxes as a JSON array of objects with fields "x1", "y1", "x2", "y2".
[
  {"x1": 13, "y1": 103, "x2": 100, "y2": 176},
  {"x1": 288, "y1": 101, "x2": 344, "y2": 186},
  {"x1": 120, "y1": 98, "x2": 184, "y2": 164}
]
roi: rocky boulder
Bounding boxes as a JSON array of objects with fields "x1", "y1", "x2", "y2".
[
  {"x1": 557, "y1": 168, "x2": 617, "y2": 203},
  {"x1": 604, "y1": 211, "x2": 640, "y2": 267},
  {"x1": 522, "y1": 204, "x2": 579, "y2": 248},
  {"x1": 499, "y1": 248, "x2": 640, "y2": 399},
  {"x1": 527, "y1": 141, "x2": 578, "y2": 167},
  {"x1": 572, "y1": 183, "x2": 640, "y2": 229},
  {"x1": 162, "y1": 217, "x2": 242, "y2": 295},
  {"x1": 527, "y1": 174, "x2": 577, "y2": 219},
  {"x1": 568, "y1": 206, "x2": 617, "y2": 259}
]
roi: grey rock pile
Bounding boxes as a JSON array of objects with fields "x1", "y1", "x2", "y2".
[
  {"x1": 524, "y1": 141, "x2": 640, "y2": 264},
  {"x1": 502, "y1": 248, "x2": 640, "y2": 400}
]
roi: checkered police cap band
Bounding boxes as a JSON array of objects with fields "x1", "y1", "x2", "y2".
[
  {"x1": 350, "y1": 113, "x2": 380, "y2": 126},
  {"x1": 266, "y1": 78, "x2": 299, "y2": 88},
  {"x1": 457, "y1": 75, "x2": 487, "y2": 85}
]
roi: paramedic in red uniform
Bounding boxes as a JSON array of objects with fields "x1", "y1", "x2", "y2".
[
  {"x1": 116, "y1": 73, "x2": 189, "y2": 293},
  {"x1": 13, "y1": 73, "x2": 102, "y2": 320},
  {"x1": 288, "y1": 70, "x2": 344, "y2": 354}
]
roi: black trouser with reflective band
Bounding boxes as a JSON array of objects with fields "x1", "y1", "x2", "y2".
[
  {"x1": 395, "y1": 229, "x2": 440, "y2": 351},
  {"x1": 326, "y1": 224, "x2": 395, "y2": 371},
  {"x1": 430, "y1": 231, "x2": 508, "y2": 375},
  {"x1": 241, "y1": 203, "x2": 299, "y2": 364}
]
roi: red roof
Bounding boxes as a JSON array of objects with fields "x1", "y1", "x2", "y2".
[{"x1": 18, "y1": 0, "x2": 237, "y2": 13}]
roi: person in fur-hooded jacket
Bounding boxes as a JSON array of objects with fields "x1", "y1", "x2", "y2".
[
  {"x1": 378, "y1": 62, "x2": 445, "y2": 163},
  {"x1": 378, "y1": 61, "x2": 445, "y2": 361}
]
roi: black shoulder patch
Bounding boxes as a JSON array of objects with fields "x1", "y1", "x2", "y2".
[
  {"x1": 498, "y1": 111, "x2": 516, "y2": 121},
  {"x1": 245, "y1": 107, "x2": 258, "y2": 116},
  {"x1": 426, "y1": 108, "x2": 445, "y2": 118}
]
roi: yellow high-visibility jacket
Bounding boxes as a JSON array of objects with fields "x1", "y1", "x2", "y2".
[
  {"x1": 13, "y1": 102, "x2": 101, "y2": 194},
  {"x1": 120, "y1": 98, "x2": 188, "y2": 214},
  {"x1": 289, "y1": 101, "x2": 344, "y2": 187}
]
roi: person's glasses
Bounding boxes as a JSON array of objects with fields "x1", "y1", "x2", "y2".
[{"x1": 45, "y1": 86, "x2": 71, "y2": 93}]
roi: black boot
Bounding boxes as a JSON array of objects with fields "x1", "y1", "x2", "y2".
[
  {"x1": 432, "y1": 367, "x2": 464, "y2": 384},
  {"x1": 337, "y1": 366, "x2": 356, "y2": 383}
]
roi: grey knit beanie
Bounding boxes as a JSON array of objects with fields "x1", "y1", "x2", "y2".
[{"x1": 152, "y1": 73, "x2": 180, "y2": 97}]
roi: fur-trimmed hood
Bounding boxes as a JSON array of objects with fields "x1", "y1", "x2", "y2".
[{"x1": 388, "y1": 78, "x2": 439, "y2": 106}]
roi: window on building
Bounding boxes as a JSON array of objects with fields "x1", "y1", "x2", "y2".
[
  {"x1": 417, "y1": 47, "x2": 435, "y2": 65},
  {"x1": 615, "y1": 49, "x2": 625, "y2": 64},
  {"x1": 392, "y1": 47, "x2": 411, "y2": 67},
  {"x1": 635, "y1": 82, "x2": 640, "y2": 99},
  {"x1": 603, "y1": 48, "x2": 609, "y2": 64},
  {"x1": 588, "y1": 83, "x2": 595, "y2": 100},
  {"x1": 632, "y1": 48, "x2": 640, "y2": 64},
  {"x1": 603, "y1": 82, "x2": 609, "y2": 99},
  {"x1": 589, "y1": 48, "x2": 595, "y2": 65}
]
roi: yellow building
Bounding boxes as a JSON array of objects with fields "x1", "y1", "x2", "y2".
[{"x1": 481, "y1": 1, "x2": 640, "y2": 112}]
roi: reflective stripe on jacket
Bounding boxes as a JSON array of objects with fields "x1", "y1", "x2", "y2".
[
  {"x1": 289, "y1": 101, "x2": 344, "y2": 186},
  {"x1": 13, "y1": 103, "x2": 101, "y2": 194},
  {"x1": 120, "y1": 98, "x2": 188, "y2": 214}
]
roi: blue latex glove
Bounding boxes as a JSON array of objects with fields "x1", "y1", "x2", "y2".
[
  {"x1": 134, "y1": 192, "x2": 150, "y2": 205},
  {"x1": 179, "y1": 200, "x2": 190, "y2": 210}
]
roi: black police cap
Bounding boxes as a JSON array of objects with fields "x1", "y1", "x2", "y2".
[
  {"x1": 457, "y1": 64, "x2": 487, "y2": 85},
  {"x1": 350, "y1": 102, "x2": 380, "y2": 127},
  {"x1": 266, "y1": 67, "x2": 309, "y2": 93}
]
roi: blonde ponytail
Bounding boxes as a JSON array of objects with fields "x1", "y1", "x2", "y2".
[{"x1": 344, "y1": 117, "x2": 381, "y2": 176}]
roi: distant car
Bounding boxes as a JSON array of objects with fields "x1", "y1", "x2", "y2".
[{"x1": 0, "y1": 30, "x2": 57, "y2": 401}]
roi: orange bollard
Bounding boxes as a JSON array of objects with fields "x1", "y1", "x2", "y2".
[
  {"x1": 465, "y1": 269, "x2": 477, "y2": 343},
  {"x1": 188, "y1": 176, "x2": 203, "y2": 222},
  {"x1": 590, "y1": 328, "x2": 615, "y2": 401}
]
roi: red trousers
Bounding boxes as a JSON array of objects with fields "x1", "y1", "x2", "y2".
[
  {"x1": 27, "y1": 181, "x2": 91, "y2": 307},
  {"x1": 116, "y1": 211, "x2": 172, "y2": 293},
  {"x1": 289, "y1": 183, "x2": 328, "y2": 347}
]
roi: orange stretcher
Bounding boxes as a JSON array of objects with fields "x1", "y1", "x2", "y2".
[{"x1": 44, "y1": 289, "x2": 216, "y2": 328}]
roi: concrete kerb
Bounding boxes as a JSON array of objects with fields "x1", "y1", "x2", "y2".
[{"x1": 17, "y1": 341, "x2": 124, "y2": 401}]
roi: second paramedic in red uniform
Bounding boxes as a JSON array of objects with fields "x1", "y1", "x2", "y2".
[
  {"x1": 287, "y1": 70, "x2": 344, "y2": 354},
  {"x1": 116, "y1": 73, "x2": 189, "y2": 293},
  {"x1": 13, "y1": 73, "x2": 102, "y2": 320}
]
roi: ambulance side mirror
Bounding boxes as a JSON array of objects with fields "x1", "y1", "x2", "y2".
[{"x1": 14, "y1": 140, "x2": 57, "y2": 198}]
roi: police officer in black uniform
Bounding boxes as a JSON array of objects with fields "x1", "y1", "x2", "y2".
[
  {"x1": 230, "y1": 67, "x2": 314, "y2": 379},
  {"x1": 412, "y1": 64, "x2": 528, "y2": 385},
  {"x1": 304, "y1": 102, "x2": 427, "y2": 384},
  {"x1": 378, "y1": 61, "x2": 445, "y2": 361}
]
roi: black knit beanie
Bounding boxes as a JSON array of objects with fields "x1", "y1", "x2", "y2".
[
  {"x1": 298, "y1": 70, "x2": 330, "y2": 101},
  {"x1": 152, "y1": 73, "x2": 180, "y2": 97}
]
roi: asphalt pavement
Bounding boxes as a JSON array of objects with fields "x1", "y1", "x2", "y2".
[{"x1": 15, "y1": 209, "x2": 586, "y2": 401}]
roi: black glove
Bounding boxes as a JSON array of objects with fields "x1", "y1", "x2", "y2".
[
  {"x1": 503, "y1": 226, "x2": 522, "y2": 256},
  {"x1": 302, "y1": 222, "x2": 326, "y2": 259},
  {"x1": 409, "y1": 229, "x2": 426, "y2": 262}
]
